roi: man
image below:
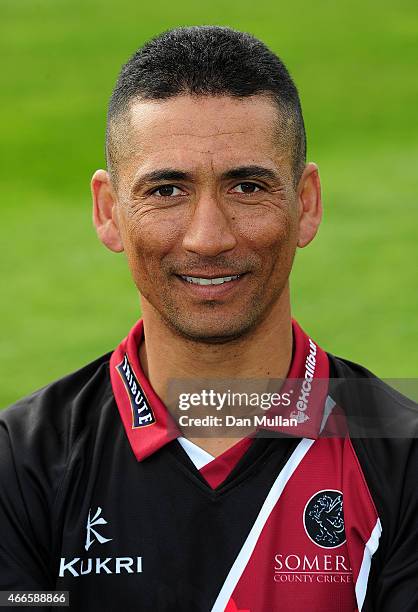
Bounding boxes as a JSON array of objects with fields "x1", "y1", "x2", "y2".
[{"x1": 0, "y1": 26, "x2": 417, "y2": 612}]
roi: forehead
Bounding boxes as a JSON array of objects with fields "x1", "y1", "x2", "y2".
[{"x1": 117, "y1": 95, "x2": 290, "y2": 179}]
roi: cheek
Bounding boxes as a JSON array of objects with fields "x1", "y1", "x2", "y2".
[
  {"x1": 121, "y1": 213, "x2": 182, "y2": 279},
  {"x1": 239, "y1": 207, "x2": 298, "y2": 255},
  {"x1": 242, "y1": 210, "x2": 299, "y2": 287}
]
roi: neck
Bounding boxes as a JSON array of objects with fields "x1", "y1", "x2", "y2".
[
  {"x1": 140, "y1": 288, "x2": 292, "y2": 383},
  {"x1": 138, "y1": 287, "x2": 293, "y2": 456}
]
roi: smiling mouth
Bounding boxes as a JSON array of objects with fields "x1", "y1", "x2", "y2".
[{"x1": 179, "y1": 274, "x2": 241, "y2": 286}]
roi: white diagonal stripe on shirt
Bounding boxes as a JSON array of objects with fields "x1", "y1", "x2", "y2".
[{"x1": 211, "y1": 438, "x2": 315, "y2": 612}]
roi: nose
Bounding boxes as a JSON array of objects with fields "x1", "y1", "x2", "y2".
[{"x1": 181, "y1": 193, "x2": 237, "y2": 256}]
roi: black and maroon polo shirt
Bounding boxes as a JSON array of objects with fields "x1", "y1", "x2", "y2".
[{"x1": 0, "y1": 319, "x2": 417, "y2": 611}]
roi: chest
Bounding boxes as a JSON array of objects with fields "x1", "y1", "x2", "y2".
[{"x1": 53, "y1": 436, "x2": 374, "y2": 611}]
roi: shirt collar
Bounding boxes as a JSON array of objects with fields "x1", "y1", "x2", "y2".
[{"x1": 110, "y1": 318, "x2": 329, "y2": 461}]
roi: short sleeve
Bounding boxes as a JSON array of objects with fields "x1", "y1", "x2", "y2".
[
  {"x1": 0, "y1": 422, "x2": 53, "y2": 589},
  {"x1": 362, "y1": 440, "x2": 418, "y2": 611}
]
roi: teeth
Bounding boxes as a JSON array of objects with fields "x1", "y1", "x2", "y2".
[{"x1": 181, "y1": 275, "x2": 240, "y2": 285}]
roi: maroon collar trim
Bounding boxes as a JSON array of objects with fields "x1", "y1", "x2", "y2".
[
  {"x1": 110, "y1": 320, "x2": 180, "y2": 461},
  {"x1": 110, "y1": 319, "x2": 329, "y2": 461},
  {"x1": 270, "y1": 319, "x2": 329, "y2": 438}
]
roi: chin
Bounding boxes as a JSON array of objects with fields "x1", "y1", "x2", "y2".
[{"x1": 163, "y1": 310, "x2": 261, "y2": 344}]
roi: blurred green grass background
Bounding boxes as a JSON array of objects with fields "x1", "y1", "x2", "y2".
[{"x1": 1, "y1": 0, "x2": 417, "y2": 407}]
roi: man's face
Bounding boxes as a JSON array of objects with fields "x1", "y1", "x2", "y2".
[{"x1": 109, "y1": 95, "x2": 305, "y2": 342}]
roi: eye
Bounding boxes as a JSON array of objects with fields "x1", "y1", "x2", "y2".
[
  {"x1": 151, "y1": 185, "x2": 184, "y2": 197},
  {"x1": 231, "y1": 182, "x2": 262, "y2": 194}
]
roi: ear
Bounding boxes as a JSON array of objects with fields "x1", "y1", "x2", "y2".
[
  {"x1": 296, "y1": 162, "x2": 323, "y2": 248},
  {"x1": 91, "y1": 169, "x2": 124, "y2": 252}
]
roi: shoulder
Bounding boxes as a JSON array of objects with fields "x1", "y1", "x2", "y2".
[
  {"x1": 326, "y1": 351, "x2": 418, "y2": 479},
  {"x1": 327, "y1": 353, "x2": 418, "y2": 555},
  {"x1": 0, "y1": 352, "x2": 115, "y2": 472},
  {"x1": 0, "y1": 352, "x2": 117, "y2": 581},
  {"x1": 327, "y1": 352, "x2": 418, "y2": 433}
]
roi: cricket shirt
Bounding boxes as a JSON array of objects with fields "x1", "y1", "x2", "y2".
[{"x1": 0, "y1": 318, "x2": 417, "y2": 611}]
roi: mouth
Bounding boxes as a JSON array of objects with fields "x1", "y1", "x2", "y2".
[
  {"x1": 174, "y1": 272, "x2": 247, "y2": 298},
  {"x1": 179, "y1": 274, "x2": 241, "y2": 286}
]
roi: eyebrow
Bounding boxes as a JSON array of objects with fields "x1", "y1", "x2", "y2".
[
  {"x1": 132, "y1": 165, "x2": 280, "y2": 190},
  {"x1": 220, "y1": 165, "x2": 280, "y2": 182}
]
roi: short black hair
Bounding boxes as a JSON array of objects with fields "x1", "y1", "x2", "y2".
[{"x1": 106, "y1": 26, "x2": 306, "y2": 186}]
